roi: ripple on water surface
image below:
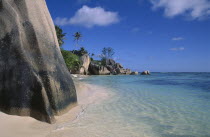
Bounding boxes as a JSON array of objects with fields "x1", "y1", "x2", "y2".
[{"x1": 65, "y1": 73, "x2": 210, "y2": 137}]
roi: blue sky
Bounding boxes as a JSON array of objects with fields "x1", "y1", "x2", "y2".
[{"x1": 46, "y1": 0, "x2": 210, "y2": 72}]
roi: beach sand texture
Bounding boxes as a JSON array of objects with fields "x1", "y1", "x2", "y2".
[{"x1": 0, "y1": 77, "x2": 109, "y2": 137}]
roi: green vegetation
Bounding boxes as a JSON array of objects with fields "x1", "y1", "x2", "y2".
[
  {"x1": 90, "y1": 53, "x2": 95, "y2": 61},
  {"x1": 55, "y1": 26, "x2": 116, "y2": 72},
  {"x1": 91, "y1": 60, "x2": 102, "y2": 65},
  {"x1": 72, "y1": 47, "x2": 88, "y2": 57},
  {"x1": 101, "y1": 47, "x2": 115, "y2": 59},
  {"x1": 55, "y1": 25, "x2": 66, "y2": 47},
  {"x1": 55, "y1": 26, "x2": 82, "y2": 72},
  {"x1": 61, "y1": 49, "x2": 80, "y2": 72}
]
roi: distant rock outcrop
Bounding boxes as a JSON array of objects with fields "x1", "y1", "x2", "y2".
[
  {"x1": 116, "y1": 68, "x2": 131, "y2": 75},
  {"x1": 88, "y1": 59, "x2": 134, "y2": 75},
  {"x1": 0, "y1": 0, "x2": 77, "y2": 123},
  {"x1": 106, "y1": 59, "x2": 131, "y2": 75},
  {"x1": 131, "y1": 71, "x2": 139, "y2": 75},
  {"x1": 88, "y1": 62, "x2": 111, "y2": 75},
  {"x1": 141, "y1": 71, "x2": 150, "y2": 75}
]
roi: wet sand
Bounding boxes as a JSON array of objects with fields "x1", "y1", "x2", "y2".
[{"x1": 0, "y1": 75, "x2": 109, "y2": 137}]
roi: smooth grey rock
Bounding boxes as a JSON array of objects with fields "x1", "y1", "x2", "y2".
[
  {"x1": 88, "y1": 62, "x2": 110, "y2": 75},
  {"x1": 99, "y1": 66, "x2": 111, "y2": 75},
  {"x1": 79, "y1": 54, "x2": 90, "y2": 75},
  {"x1": 0, "y1": 0, "x2": 77, "y2": 124}
]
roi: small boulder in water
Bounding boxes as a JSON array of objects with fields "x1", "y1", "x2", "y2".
[
  {"x1": 141, "y1": 71, "x2": 150, "y2": 75},
  {"x1": 131, "y1": 71, "x2": 139, "y2": 75}
]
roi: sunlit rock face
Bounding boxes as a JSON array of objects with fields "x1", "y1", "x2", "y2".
[
  {"x1": 79, "y1": 54, "x2": 90, "y2": 75},
  {"x1": 0, "y1": 0, "x2": 77, "y2": 123}
]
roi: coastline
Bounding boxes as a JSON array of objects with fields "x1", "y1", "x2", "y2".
[{"x1": 0, "y1": 75, "x2": 110, "y2": 137}]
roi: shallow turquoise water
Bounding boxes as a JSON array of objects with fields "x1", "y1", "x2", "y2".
[{"x1": 77, "y1": 73, "x2": 210, "y2": 137}]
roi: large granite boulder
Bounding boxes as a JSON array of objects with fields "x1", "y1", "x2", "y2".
[
  {"x1": 106, "y1": 59, "x2": 124, "y2": 74},
  {"x1": 72, "y1": 54, "x2": 90, "y2": 75},
  {"x1": 0, "y1": 0, "x2": 77, "y2": 123},
  {"x1": 98, "y1": 67, "x2": 111, "y2": 75},
  {"x1": 141, "y1": 71, "x2": 150, "y2": 75},
  {"x1": 79, "y1": 54, "x2": 90, "y2": 75},
  {"x1": 88, "y1": 62, "x2": 110, "y2": 75}
]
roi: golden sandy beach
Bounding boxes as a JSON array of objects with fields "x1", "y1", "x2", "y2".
[{"x1": 0, "y1": 75, "x2": 109, "y2": 137}]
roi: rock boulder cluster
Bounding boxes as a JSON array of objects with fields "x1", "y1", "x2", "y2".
[
  {"x1": 88, "y1": 62, "x2": 111, "y2": 75},
  {"x1": 74, "y1": 56, "x2": 138, "y2": 75},
  {"x1": 76, "y1": 55, "x2": 152, "y2": 76}
]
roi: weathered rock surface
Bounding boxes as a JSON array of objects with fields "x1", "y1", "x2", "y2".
[
  {"x1": 107, "y1": 59, "x2": 116, "y2": 66},
  {"x1": 88, "y1": 62, "x2": 110, "y2": 75},
  {"x1": 141, "y1": 71, "x2": 150, "y2": 75},
  {"x1": 72, "y1": 54, "x2": 90, "y2": 75},
  {"x1": 116, "y1": 68, "x2": 131, "y2": 75},
  {"x1": 115, "y1": 63, "x2": 123, "y2": 69},
  {"x1": 131, "y1": 71, "x2": 139, "y2": 75},
  {"x1": 79, "y1": 54, "x2": 90, "y2": 75},
  {"x1": 105, "y1": 59, "x2": 130, "y2": 75},
  {"x1": 0, "y1": 0, "x2": 77, "y2": 123},
  {"x1": 88, "y1": 59, "x2": 134, "y2": 75}
]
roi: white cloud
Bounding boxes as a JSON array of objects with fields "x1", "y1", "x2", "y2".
[
  {"x1": 54, "y1": 17, "x2": 69, "y2": 26},
  {"x1": 170, "y1": 47, "x2": 185, "y2": 51},
  {"x1": 150, "y1": 0, "x2": 210, "y2": 19},
  {"x1": 172, "y1": 37, "x2": 184, "y2": 41},
  {"x1": 54, "y1": 5, "x2": 120, "y2": 28}
]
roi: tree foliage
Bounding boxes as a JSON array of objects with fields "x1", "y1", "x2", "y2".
[
  {"x1": 73, "y1": 32, "x2": 82, "y2": 46},
  {"x1": 72, "y1": 47, "x2": 88, "y2": 57},
  {"x1": 100, "y1": 47, "x2": 115, "y2": 66},
  {"x1": 61, "y1": 49, "x2": 80, "y2": 72},
  {"x1": 55, "y1": 25, "x2": 66, "y2": 47},
  {"x1": 101, "y1": 47, "x2": 115, "y2": 59}
]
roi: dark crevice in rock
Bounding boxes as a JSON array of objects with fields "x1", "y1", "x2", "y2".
[{"x1": 0, "y1": 1, "x2": 3, "y2": 12}]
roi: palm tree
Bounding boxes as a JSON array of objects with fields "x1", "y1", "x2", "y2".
[
  {"x1": 55, "y1": 25, "x2": 66, "y2": 47},
  {"x1": 73, "y1": 32, "x2": 82, "y2": 46}
]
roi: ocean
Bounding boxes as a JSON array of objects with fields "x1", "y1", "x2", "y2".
[{"x1": 72, "y1": 73, "x2": 210, "y2": 137}]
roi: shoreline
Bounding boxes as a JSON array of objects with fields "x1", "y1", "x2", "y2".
[{"x1": 0, "y1": 75, "x2": 110, "y2": 137}]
